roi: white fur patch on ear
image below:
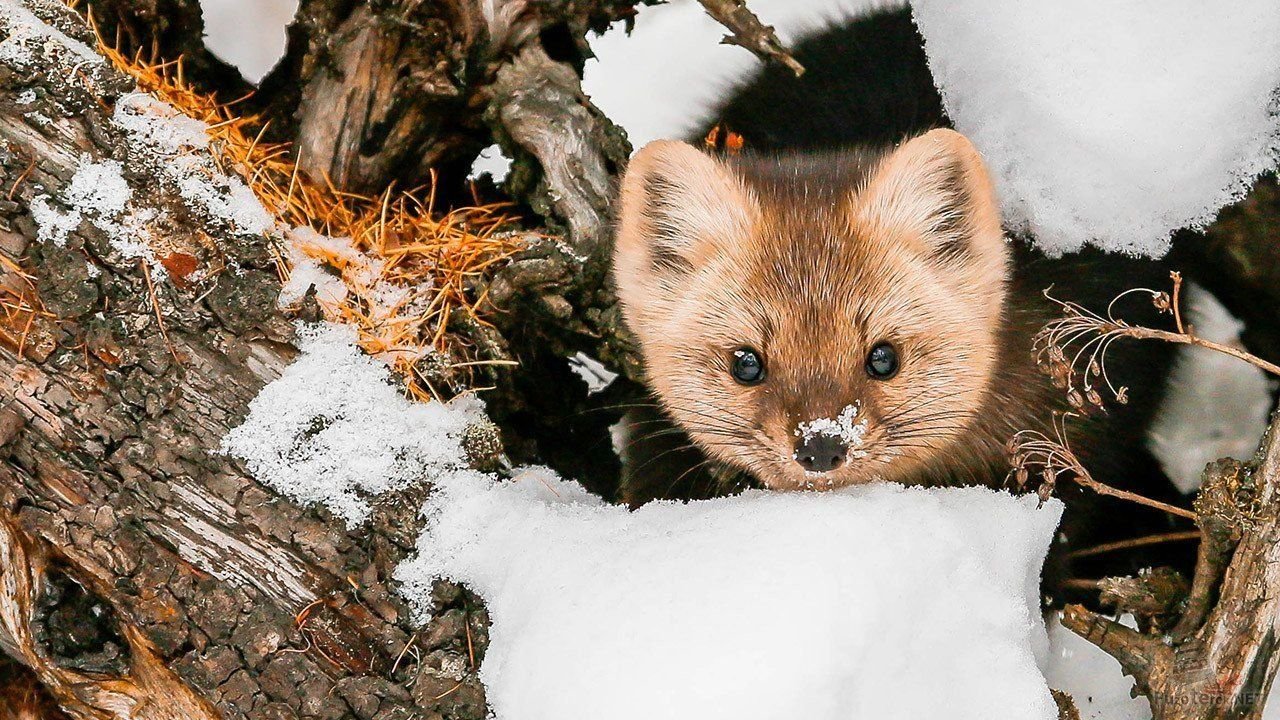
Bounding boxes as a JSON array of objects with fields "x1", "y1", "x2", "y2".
[
  {"x1": 854, "y1": 129, "x2": 1005, "y2": 263},
  {"x1": 614, "y1": 141, "x2": 758, "y2": 276}
]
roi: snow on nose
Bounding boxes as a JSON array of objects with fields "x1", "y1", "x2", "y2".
[{"x1": 793, "y1": 404, "x2": 868, "y2": 473}]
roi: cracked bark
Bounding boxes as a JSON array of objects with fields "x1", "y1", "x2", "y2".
[
  {"x1": 0, "y1": 2, "x2": 487, "y2": 718},
  {"x1": 1062, "y1": 417, "x2": 1280, "y2": 719}
]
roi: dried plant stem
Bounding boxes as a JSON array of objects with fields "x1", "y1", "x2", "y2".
[
  {"x1": 140, "y1": 258, "x2": 181, "y2": 365},
  {"x1": 1072, "y1": 473, "x2": 1197, "y2": 520},
  {"x1": 1067, "y1": 530, "x2": 1202, "y2": 559},
  {"x1": 1118, "y1": 324, "x2": 1280, "y2": 377}
]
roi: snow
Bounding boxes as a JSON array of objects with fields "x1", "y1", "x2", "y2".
[
  {"x1": 197, "y1": 0, "x2": 297, "y2": 84},
  {"x1": 911, "y1": 0, "x2": 1280, "y2": 256},
  {"x1": 397, "y1": 473, "x2": 1063, "y2": 720},
  {"x1": 28, "y1": 194, "x2": 81, "y2": 247},
  {"x1": 220, "y1": 323, "x2": 487, "y2": 526},
  {"x1": 1148, "y1": 285, "x2": 1274, "y2": 492},
  {"x1": 277, "y1": 241, "x2": 348, "y2": 308},
  {"x1": 1042, "y1": 614, "x2": 1151, "y2": 720},
  {"x1": 582, "y1": 0, "x2": 902, "y2": 150},
  {"x1": 0, "y1": 0, "x2": 102, "y2": 71},
  {"x1": 64, "y1": 158, "x2": 131, "y2": 219},
  {"x1": 795, "y1": 403, "x2": 868, "y2": 455},
  {"x1": 27, "y1": 155, "x2": 170, "y2": 275},
  {"x1": 111, "y1": 92, "x2": 275, "y2": 236},
  {"x1": 566, "y1": 352, "x2": 618, "y2": 395}
]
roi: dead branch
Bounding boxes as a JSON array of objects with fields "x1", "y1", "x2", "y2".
[
  {"x1": 1170, "y1": 173, "x2": 1280, "y2": 365},
  {"x1": 1009, "y1": 412, "x2": 1197, "y2": 520},
  {"x1": 1036, "y1": 272, "x2": 1280, "y2": 408},
  {"x1": 697, "y1": 0, "x2": 805, "y2": 76},
  {"x1": 1061, "y1": 417, "x2": 1280, "y2": 719}
]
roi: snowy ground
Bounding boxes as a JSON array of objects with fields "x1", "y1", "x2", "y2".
[{"x1": 399, "y1": 472, "x2": 1063, "y2": 720}]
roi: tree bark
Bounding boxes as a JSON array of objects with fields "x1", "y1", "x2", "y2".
[
  {"x1": 1062, "y1": 416, "x2": 1280, "y2": 719},
  {"x1": 0, "y1": 2, "x2": 488, "y2": 718}
]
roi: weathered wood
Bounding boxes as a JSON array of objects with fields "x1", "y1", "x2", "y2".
[
  {"x1": 1062, "y1": 414, "x2": 1280, "y2": 719},
  {"x1": 697, "y1": 0, "x2": 804, "y2": 75},
  {"x1": 0, "y1": 2, "x2": 486, "y2": 717}
]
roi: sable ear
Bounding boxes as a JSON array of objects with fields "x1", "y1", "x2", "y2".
[
  {"x1": 614, "y1": 140, "x2": 758, "y2": 278},
  {"x1": 854, "y1": 129, "x2": 1005, "y2": 265}
]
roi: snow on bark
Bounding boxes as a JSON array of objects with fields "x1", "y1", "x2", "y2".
[{"x1": 221, "y1": 322, "x2": 486, "y2": 525}]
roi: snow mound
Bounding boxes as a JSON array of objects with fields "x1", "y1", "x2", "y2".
[
  {"x1": 397, "y1": 470, "x2": 1064, "y2": 720},
  {"x1": 912, "y1": 0, "x2": 1280, "y2": 256},
  {"x1": 221, "y1": 323, "x2": 485, "y2": 525}
]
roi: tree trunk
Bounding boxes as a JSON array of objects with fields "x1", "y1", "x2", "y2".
[{"x1": 0, "y1": 1, "x2": 487, "y2": 717}]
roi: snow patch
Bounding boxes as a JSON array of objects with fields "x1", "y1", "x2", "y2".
[
  {"x1": 197, "y1": 0, "x2": 297, "y2": 84},
  {"x1": 0, "y1": 0, "x2": 103, "y2": 70},
  {"x1": 112, "y1": 92, "x2": 275, "y2": 236},
  {"x1": 583, "y1": 0, "x2": 903, "y2": 149},
  {"x1": 397, "y1": 474, "x2": 1063, "y2": 720},
  {"x1": 221, "y1": 323, "x2": 485, "y2": 526},
  {"x1": 1148, "y1": 286, "x2": 1274, "y2": 492},
  {"x1": 277, "y1": 230, "x2": 350, "y2": 307},
  {"x1": 29, "y1": 156, "x2": 169, "y2": 276},
  {"x1": 28, "y1": 194, "x2": 80, "y2": 247},
  {"x1": 1043, "y1": 614, "x2": 1151, "y2": 719},
  {"x1": 567, "y1": 352, "x2": 618, "y2": 395},
  {"x1": 64, "y1": 158, "x2": 131, "y2": 219},
  {"x1": 912, "y1": 0, "x2": 1280, "y2": 256}
]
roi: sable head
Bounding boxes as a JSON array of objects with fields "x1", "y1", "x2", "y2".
[{"x1": 614, "y1": 129, "x2": 1009, "y2": 490}]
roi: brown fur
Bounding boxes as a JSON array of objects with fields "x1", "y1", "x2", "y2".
[
  {"x1": 614, "y1": 130, "x2": 1033, "y2": 493},
  {"x1": 0, "y1": 658, "x2": 68, "y2": 720}
]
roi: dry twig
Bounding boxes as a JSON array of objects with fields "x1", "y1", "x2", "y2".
[{"x1": 697, "y1": 0, "x2": 805, "y2": 76}]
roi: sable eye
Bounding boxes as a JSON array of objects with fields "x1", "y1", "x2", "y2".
[
  {"x1": 731, "y1": 347, "x2": 766, "y2": 385},
  {"x1": 866, "y1": 342, "x2": 899, "y2": 380}
]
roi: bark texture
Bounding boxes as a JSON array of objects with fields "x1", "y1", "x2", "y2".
[
  {"x1": 0, "y1": 2, "x2": 487, "y2": 718},
  {"x1": 1062, "y1": 417, "x2": 1280, "y2": 719}
]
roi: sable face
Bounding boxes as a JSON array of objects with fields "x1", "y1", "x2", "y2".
[{"x1": 614, "y1": 130, "x2": 1010, "y2": 490}]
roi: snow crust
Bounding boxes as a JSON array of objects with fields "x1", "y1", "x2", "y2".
[
  {"x1": 912, "y1": 0, "x2": 1280, "y2": 256},
  {"x1": 397, "y1": 471, "x2": 1063, "y2": 720},
  {"x1": 221, "y1": 323, "x2": 485, "y2": 525}
]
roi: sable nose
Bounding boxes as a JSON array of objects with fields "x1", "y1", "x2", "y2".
[{"x1": 794, "y1": 434, "x2": 847, "y2": 473}]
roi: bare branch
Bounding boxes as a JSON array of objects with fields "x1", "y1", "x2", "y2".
[{"x1": 697, "y1": 0, "x2": 805, "y2": 76}]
